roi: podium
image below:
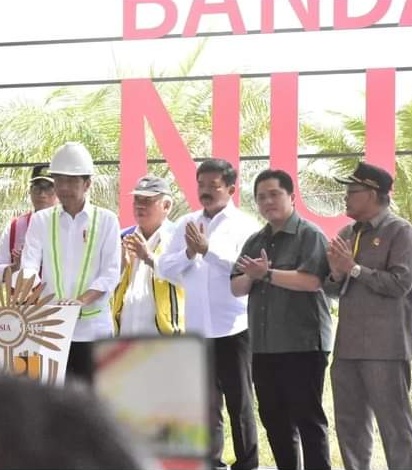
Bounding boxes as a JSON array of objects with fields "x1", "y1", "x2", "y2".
[{"x1": 0, "y1": 270, "x2": 79, "y2": 385}]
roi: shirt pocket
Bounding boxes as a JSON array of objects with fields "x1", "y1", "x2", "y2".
[
  {"x1": 271, "y1": 252, "x2": 299, "y2": 270},
  {"x1": 357, "y1": 238, "x2": 390, "y2": 270}
]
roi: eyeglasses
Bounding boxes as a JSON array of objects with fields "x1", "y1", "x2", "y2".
[
  {"x1": 31, "y1": 184, "x2": 55, "y2": 195},
  {"x1": 133, "y1": 195, "x2": 163, "y2": 206}
]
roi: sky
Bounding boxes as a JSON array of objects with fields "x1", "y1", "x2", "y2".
[{"x1": 0, "y1": 0, "x2": 411, "y2": 119}]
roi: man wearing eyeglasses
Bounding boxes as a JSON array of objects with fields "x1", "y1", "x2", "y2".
[
  {"x1": 0, "y1": 164, "x2": 57, "y2": 281},
  {"x1": 112, "y1": 175, "x2": 184, "y2": 336},
  {"x1": 325, "y1": 162, "x2": 412, "y2": 470}
]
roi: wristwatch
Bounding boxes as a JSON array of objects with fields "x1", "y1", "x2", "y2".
[
  {"x1": 350, "y1": 264, "x2": 361, "y2": 278},
  {"x1": 262, "y1": 270, "x2": 272, "y2": 283}
]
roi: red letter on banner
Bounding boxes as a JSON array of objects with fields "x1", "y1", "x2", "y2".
[
  {"x1": 365, "y1": 68, "x2": 396, "y2": 176},
  {"x1": 123, "y1": 0, "x2": 177, "y2": 39},
  {"x1": 269, "y1": 73, "x2": 350, "y2": 238},
  {"x1": 212, "y1": 75, "x2": 241, "y2": 205},
  {"x1": 183, "y1": 0, "x2": 246, "y2": 37},
  {"x1": 121, "y1": 80, "x2": 147, "y2": 226},
  {"x1": 400, "y1": 0, "x2": 412, "y2": 26},
  {"x1": 334, "y1": 0, "x2": 391, "y2": 30},
  {"x1": 261, "y1": 0, "x2": 275, "y2": 33},
  {"x1": 120, "y1": 79, "x2": 199, "y2": 226},
  {"x1": 261, "y1": 0, "x2": 320, "y2": 33}
]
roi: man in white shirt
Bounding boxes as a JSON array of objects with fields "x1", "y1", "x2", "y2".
[
  {"x1": 21, "y1": 142, "x2": 121, "y2": 383},
  {"x1": 113, "y1": 174, "x2": 184, "y2": 335},
  {"x1": 158, "y1": 159, "x2": 260, "y2": 470},
  {"x1": 0, "y1": 164, "x2": 57, "y2": 281}
]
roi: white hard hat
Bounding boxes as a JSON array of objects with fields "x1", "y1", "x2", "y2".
[{"x1": 50, "y1": 142, "x2": 94, "y2": 176}]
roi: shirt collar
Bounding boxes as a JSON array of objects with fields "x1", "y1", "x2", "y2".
[
  {"x1": 369, "y1": 208, "x2": 390, "y2": 228},
  {"x1": 352, "y1": 208, "x2": 390, "y2": 233},
  {"x1": 57, "y1": 199, "x2": 93, "y2": 218}
]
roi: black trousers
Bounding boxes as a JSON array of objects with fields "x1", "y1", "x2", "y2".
[
  {"x1": 66, "y1": 341, "x2": 93, "y2": 385},
  {"x1": 211, "y1": 329, "x2": 258, "y2": 470},
  {"x1": 253, "y1": 351, "x2": 331, "y2": 470}
]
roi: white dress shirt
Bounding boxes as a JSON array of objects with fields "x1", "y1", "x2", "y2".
[
  {"x1": 21, "y1": 201, "x2": 121, "y2": 342},
  {"x1": 120, "y1": 219, "x2": 176, "y2": 335},
  {"x1": 158, "y1": 200, "x2": 261, "y2": 338}
]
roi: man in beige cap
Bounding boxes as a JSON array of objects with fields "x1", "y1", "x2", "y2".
[{"x1": 113, "y1": 174, "x2": 184, "y2": 336}]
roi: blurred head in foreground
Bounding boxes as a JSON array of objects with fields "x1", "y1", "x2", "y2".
[{"x1": 0, "y1": 374, "x2": 151, "y2": 470}]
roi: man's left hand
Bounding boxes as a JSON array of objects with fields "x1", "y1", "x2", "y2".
[
  {"x1": 236, "y1": 248, "x2": 270, "y2": 280},
  {"x1": 124, "y1": 233, "x2": 152, "y2": 263},
  {"x1": 329, "y1": 236, "x2": 356, "y2": 274}
]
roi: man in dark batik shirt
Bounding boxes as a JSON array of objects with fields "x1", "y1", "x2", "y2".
[{"x1": 231, "y1": 169, "x2": 332, "y2": 470}]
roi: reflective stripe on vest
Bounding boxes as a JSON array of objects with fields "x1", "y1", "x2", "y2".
[
  {"x1": 151, "y1": 243, "x2": 184, "y2": 335},
  {"x1": 51, "y1": 206, "x2": 100, "y2": 318},
  {"x1": 111, "y1": 240, "x2": 185, "y2": 335}
]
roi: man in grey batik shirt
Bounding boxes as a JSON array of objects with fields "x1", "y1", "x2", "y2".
[{"x1": 325, "y1": 162, "x2": 412, "y2": 470}]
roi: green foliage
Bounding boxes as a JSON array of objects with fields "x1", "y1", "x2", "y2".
[
  {"x1": 300, "y1": 105, "x2": 412, "y2": 222},
  {"x1": 0, "y1": 44, "x2": 272, "y2": 229},
  {"x1": 397, "y1": 101, "x2": 412, "y2": 150},
  {"x1": 0, "y1": 85, "x2": 121, "y2": 227},
  {"x1": 1, "y1": 43, "x2": 412, "y2": 231}
]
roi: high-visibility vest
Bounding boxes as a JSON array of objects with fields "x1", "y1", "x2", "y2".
[
  {"x1": 112, "y1": 244, "x2": 185, "y2": 335},
  {"x1": 50, "y1": 206, "x2": 101, "y2": 318}
]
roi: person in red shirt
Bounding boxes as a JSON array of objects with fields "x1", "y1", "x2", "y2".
[{"x1": 0, "y1": 164, "x2": 57, "y2": 281}]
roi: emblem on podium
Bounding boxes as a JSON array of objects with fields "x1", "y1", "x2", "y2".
[{"x1": 0, "y1": 268, "x2": 79, "y2": 385}]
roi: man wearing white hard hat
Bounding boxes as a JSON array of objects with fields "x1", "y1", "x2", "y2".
[{"x1": 21, "y1": 142, "x2": 121, "y2": 383}]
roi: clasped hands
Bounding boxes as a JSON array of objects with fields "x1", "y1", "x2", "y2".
[
  {"x1": 185, "y1": 221, "x2": 208, "y2": 259},
  {"x1": 327, "y1": 236, "x2": 356, "y2": 281},
  {"x1": 123, "y1": 233, "x2": 153, "y2": 264},
  {"x1": 236, "y1": 248, "x2": 271, "y2": 280}
]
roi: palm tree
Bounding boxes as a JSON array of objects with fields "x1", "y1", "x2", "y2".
[
  {"x1": 299, "y1": 104, "x2": 412, "y2": 221},
  {"x1": 0, "y1": 85, "x2": 121, "y2": 228},
  {"x1": 0, "y1": 44, "x2": 273, "y2": 229}
]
